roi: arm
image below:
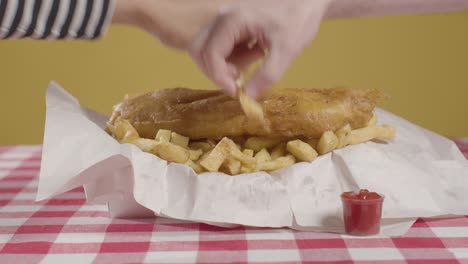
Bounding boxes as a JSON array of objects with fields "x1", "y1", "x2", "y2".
[
  {"x1": 112, "y1": 0, "x2": 235, "y2": 50},
  {"x1": 0, "y1": 0, "x2": 114, "y2": 39},
  {"x1": 327, "y1": 0, "x2": 468, "y2": 18},
  {"x1": 0, "y1": 0, "x2": 228, "y2": 48}
]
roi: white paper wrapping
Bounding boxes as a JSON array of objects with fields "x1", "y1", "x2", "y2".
[{"x1": 37, "y1": 81, "x2": 468, "y2": 236}]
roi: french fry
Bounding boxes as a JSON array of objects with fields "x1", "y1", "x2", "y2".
[
  {"x1": 244, "y1": 137, "x2": 283, "y2": 152},
  {"x1": 237, "y1": 75, "x2": 265, "y2": 123},
  {"x1": 256, "y1": 155, "x2": 296, "y2": 171},
  {"x1": 123, "y1": 132, "x2": 140, "y2": 143},
  {"x1": 270, "y1": 143, "x2": 287, "y2": 160},
  {"x1": 232, "y1": 155, "x2": 257, "y2": 168},
  {"x1": 106, "y1": 111, "x2": 121, "y2": 135},
  {"x1": 108, "y1": 110, "x2": 121, "y2": 125},
  {"x1": 199, "y1": 149, "x2": 213, "y2": 161},
  {"x1": 189, "y1": 149, "x2": 203, "y2": 161},
  {"x1": 210, "y1": 137, "x2": 257, "y2": 168},
  {"x1": 185, "y1": 160, "x2": 205, "y2": 174},
  {"x1": 317, "y1": 131, "x2": 339, "y2": 155},
  {"x1": 199, "y1": 138, "x2": 234, "y2": 172},
  {"x1": 199, "y1": 136, "x2": 258, "y2": 172},
  {"x1": 346, "y1": 125, "x2": 395, "y2": 145},
  {"x1": 111, "y1": 111, "x2": 394, "y2": 176},
  {"x1": 113, "y1": 121, "x2": 189, "y2": 163},
  {"x1": 240, "y1": 166, "x2": 254, "y2": 174},
  {"x1": 114, "y1": 118, "x2": 140, "y2": 142},
  {"x1": 171, "y1": 132, "x2": 190, "y2": 148},
  {"x1": 231, "y1": 149, "x2": 257, "y2": 169},
  {"x1": 336, "y1": 124, "x2": 352, "y2": 148},
  {"x1": 243, "y1": 149, "x2": 254, "y2": 157},
  {"x1": 255, "y1": 148, "x2": 272, "y2": 163},
  {"x1": 128, "y1": 138, "x2": 159, "y2": 153},
  {"x1": 155, "y1": 129, "x2": 171, "y2": 142},
  {"x1": 200, "y1": 149, "x2": 226, "y2": 172},
  {"x1": 106, "y1": 123, "x2": 115, "y2": 137},
  {"x1": 189, "y1": 141, "x2": 214, "y2": 152},
  {"x1": 368, "y1": 112, "x2": 377, "y2": 126},
  {"x1": 239, "y1": 92, "x2": 265, "y2": 123},
  {"x1": 220, "y1": 157, "x2": 242, "y2": 175},
  {"x1": 286, "y1": 140, "x2": 318, "y2": 162},
  {"x1": 154, "y1": 141, "x2": 190, "y2": 164}
]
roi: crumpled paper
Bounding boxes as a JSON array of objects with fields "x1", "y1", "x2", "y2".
[{"x1": 37, "y1": 81, "x2": 468, "y2": 236}]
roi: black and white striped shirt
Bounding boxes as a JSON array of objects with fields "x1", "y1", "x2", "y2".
[{"x1": 0, "y1": 0, "x2": 114, "y2": 40}]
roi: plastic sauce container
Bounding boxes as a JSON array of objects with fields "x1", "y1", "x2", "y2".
[{"x1": 341, "y1": 189, "x2": 384, "y2": 236}]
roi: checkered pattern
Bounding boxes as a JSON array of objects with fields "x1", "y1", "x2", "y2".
[{"x1": 1, "y1": 142, "x2": 468, "y2": 264}]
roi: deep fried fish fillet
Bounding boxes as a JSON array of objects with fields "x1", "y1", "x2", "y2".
[{"x1": 108, "y1": 87, "x2": 381, "y2": 140}]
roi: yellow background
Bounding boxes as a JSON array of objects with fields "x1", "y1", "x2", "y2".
[{"x1": 1, "y1": 12, "x2": 467, "y2": 145}]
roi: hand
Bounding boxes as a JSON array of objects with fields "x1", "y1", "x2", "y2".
[
  {"x1": 113, "y1": 0, "x2": 234, "y2": 50},
  {"x1": 189, "y1": 0, "x2": 332, "y2": 98}
]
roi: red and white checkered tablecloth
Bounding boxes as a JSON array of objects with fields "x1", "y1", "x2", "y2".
[{"x1": 0, "y1": 141, "x2": 467, "y2": 264}]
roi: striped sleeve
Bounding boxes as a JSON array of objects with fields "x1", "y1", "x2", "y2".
[{"x1": 0, "y1": 0, "x2": 115, "y2": 40}]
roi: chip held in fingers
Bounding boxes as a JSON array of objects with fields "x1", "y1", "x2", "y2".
[
  {"x1": 106, "y1": 87, "x2": 396, "y2": 176},
  {"x1": 236, "y1": 75, "x2": 266, "y2": 125}
]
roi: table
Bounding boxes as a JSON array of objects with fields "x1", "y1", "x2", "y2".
[{"x1": 0, "y1": 141, "x2": 467, "y2": 264}]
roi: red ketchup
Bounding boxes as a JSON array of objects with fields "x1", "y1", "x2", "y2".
[{"x1": 341, "y1": 189, "x2": 384, "y2": 236}]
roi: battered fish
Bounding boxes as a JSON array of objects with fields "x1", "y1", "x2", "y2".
[{"x1": 108, "y1": 87, "x2": 381, "y2": 140}]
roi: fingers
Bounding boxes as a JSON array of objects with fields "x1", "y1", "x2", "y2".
[
  {"x1": 190, "y1": 13, "x2": 257, "y2": 97},
  {"x1": 245, "y1": 41, "x2": 297, "y2": 98},
  {"x1": 227, "y1": 43, "x2": 265, "y2": 70},
  {"x1": 189, "y1": 22, "x2": 215, "y2": 82},
  {"x1": 194, "y1": 14, "x2": 240, "y2": 97},
  {"x1": 190, "y1": 6, "x2": 310, "y2": 99}
]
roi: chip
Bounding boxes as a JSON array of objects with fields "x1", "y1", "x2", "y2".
[
  {"x1": 109, "y1": 112, "x2": 395, "y2": 176},
  {"x1": 255, "y1": 148, "x2": 272, "y2": 163},
  {"x1": 113, "y1": 118, "x2": 140, "y2": 143},
  {"x1": 244, "y1": 137, "x2": 283, "y2": 152},
  {"x1": 243, "y1": 149, "x2": 254, "y2": 157},
  {"x1": 170, "y1": 132, "x2": 190, "y2": 148},
  {"x1": 220, "y1": 157, "x2": 242, "y2": 175},
  {"x1": 237, "y1": 75, "x2": 265, "y2": 123},
  {"x1": 347, "y1": 125, "x2": 395, "y2": 145},
  {"x1": 256, "y1": 155, "x2": 296, "y2": 171},
  {"x1": 335, "y1": 124, "x2": 352, "y2": 148},
  {"x1": 270, "y1": 143, "x2": 287, "y2": 160},
  {"x1": 317, "y1": 131, "x2": 339, "y2": 155},
  {"x1": 287, "y1": 140, "x2": 318, "y2": 162},
  {"x1": 154, "y1": 141, "x2": 190, "y2": 164},
  {"x1": 155, "y1": 129, "x2": 171, "y2": 142}
]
